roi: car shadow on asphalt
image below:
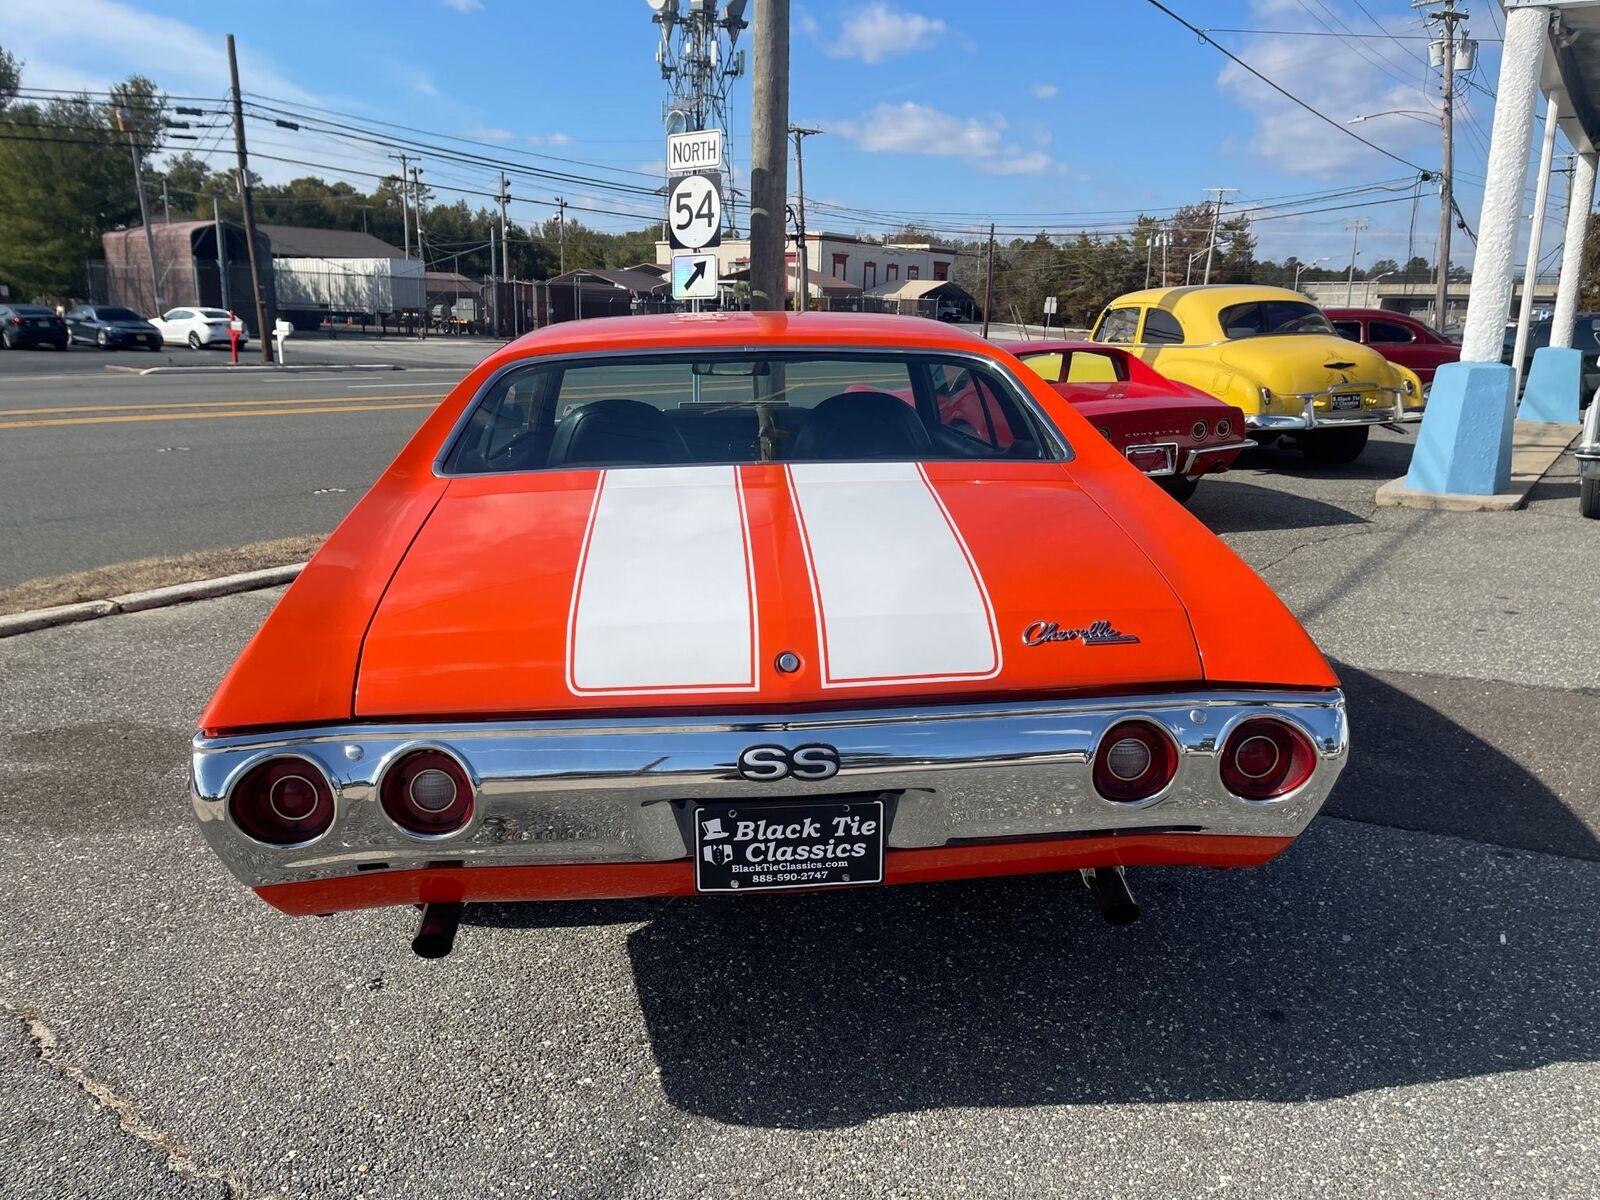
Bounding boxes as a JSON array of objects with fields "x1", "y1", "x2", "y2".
[
  {"x1": 1186, "y1": 479, "x2": 1368, "y2": 533},
  {"x1": 1232, "y1": 433, "x2": 1416, "y2": 482},
  {"x1": 467, "y1": 660, "x2": 1598, "y2": 1129}
]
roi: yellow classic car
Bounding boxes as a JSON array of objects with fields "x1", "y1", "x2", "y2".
[{"x1": 1089, "y1": 285, "x2": 1425, "y2": 463}]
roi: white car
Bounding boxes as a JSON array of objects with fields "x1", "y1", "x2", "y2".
[{"x1": 150, "y1": 307, "x2": 245, "y2": 350}]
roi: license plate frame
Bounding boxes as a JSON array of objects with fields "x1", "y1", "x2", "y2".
[
  {"x1": 1331, "y1": 392, "x2": 1362, "y2": 411},
  {"x1": 693, "y1": 798, "x2": 885, "y2": 893}
]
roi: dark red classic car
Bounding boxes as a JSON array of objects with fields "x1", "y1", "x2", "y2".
[
  {"x1": 999, "y1": 340, "x2": 1251, "y2": 501},
  {"x1": 1324, "y1": 308, "x2": 1460, "y2": 387}
]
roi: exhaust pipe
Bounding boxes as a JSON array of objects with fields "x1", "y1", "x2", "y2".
[
  {"x1": 412, "y1": 901, "x2": 463, "y2": 958},
  {"x1": 1082, "y1": 866, "x2": 1140, "y2": 926}
]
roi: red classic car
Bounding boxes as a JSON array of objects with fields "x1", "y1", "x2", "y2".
[
  {"x1": 1000, "y1": 340, "x2": 1252, "y2": 501},
  {"x1": 1324, "y1": 308, "x2": 1460, "y2": 387},
  {"x1": 192, "y1": 313, "x2": 1348, "y2": 956}
]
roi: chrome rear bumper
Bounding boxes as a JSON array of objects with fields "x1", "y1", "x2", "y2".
[
  {"x1": 193, "y1": 690, "x2": 1348, "y2": 889},
  {"x1": 1247, "y1": 383, "x2": 1423, "y2": 431}
]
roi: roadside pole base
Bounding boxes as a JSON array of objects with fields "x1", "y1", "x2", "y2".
[
  {"x1": 1519, "y1": 346, "x2": 1584, "y2": 424},
  {"x1": 1402, "y1": 361, "x2": 1517, "y2": 496}
]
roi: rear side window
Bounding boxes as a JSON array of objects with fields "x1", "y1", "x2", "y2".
[
  {"x1": 1332, "y1": 321, "x2": 1362, "y2": 341},
  {"x1": 1096, "y1": 308, "x2": 1141, "y2": 344},
  {"x1": 1019, "y1": 351, "x2": 1063, "y2": 382},
  {"x1": 1369, "y1": 320, "x2": 1415, "y2": 344},
  {"x1": 443, "y1": 352, "x2": 1061, "y2": 474},
  {"x1": 1140, "y1": 309, "x2": 1185, "y2": 344}
]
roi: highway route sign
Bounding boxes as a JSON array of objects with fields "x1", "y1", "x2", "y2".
[
  {"x1": 667, "y1": 171, "x2": 722, "y2": 251},
  {"x1": 672, "y1": 253, "x2": 719, "y2": 301}
]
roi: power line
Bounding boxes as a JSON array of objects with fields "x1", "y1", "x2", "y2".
[{"x1": 1141, "y1": 0, "x2": 1430, "y2": 173}]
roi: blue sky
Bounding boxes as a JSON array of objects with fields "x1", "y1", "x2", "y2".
[{"x1": 4, "y1": 0, "x2": 1568, "y2": 270}]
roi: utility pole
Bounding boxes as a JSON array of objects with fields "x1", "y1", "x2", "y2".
[
  {"x1": 789, "y1": 125, "x2": 820, "y2": 314},
  {"x1": 114, "y1": 106, "x2": 163, "y2": 315},
  {"x1": 498, "y1": 171, "x2": 512, "y2": 337},
  {"x1": 748, "y1": 0, "x2": 789, "y2": 311},
  {"x1": 1418, "y1": 0, "x2": 1466, "y2": 329},
  {"x1": 410, "y1": 165, "x2": 426, "y2": 259},
  {"x1": 390, "y1": 152, "x2": 412, "y2": 258},
  {"x1": 161, "y1": 179, "x2": 171, "y2": 223},
  {"x1": 1201, "y1": 187, "x2": 1235, "y2": 284},
  {"x1": 555, "y1": 196, "x2": 567, "y2": 276},
  {"x1": 212, "y1": 194, "x2": 229, "y2": 311},
  {"x1": 981, "y1": 222, "x2": 996, "y2": 340},
  {"x1": 1346, "y1": 217, "x2": 1369, "y2": 302},
  {"x1": 227, "y1": 34, "x2": 272, "y2": 363}
]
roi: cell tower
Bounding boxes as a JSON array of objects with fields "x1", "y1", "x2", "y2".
[{"x1": 647, "y1": 0, "x2": 748, "y2": 232}]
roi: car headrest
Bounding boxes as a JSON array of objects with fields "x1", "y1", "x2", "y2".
[
  {"x1": 546, "y1": 398, "x2": 690, "y2": 469},
  {"x1": 789, "y1": 391, "x2": 932, "y2": 461}
]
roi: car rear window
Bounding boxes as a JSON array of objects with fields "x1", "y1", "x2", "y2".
[
  {"x1": 1219, "y1": 301, "x2": 1336, "y2": 339},
  {"x1": 11, "y1": 304, "x2": 54, "y2": 316},
  {"x1": 442, "y1": 352, "x2": 1061, "y2": 474}
]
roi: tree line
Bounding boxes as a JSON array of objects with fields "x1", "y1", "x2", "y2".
[{"x1": 5, "y1": 51, "x2": 1600, "y2": 319}]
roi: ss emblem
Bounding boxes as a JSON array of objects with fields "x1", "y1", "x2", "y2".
[{"x1": 735, "y1": 743, "x2": 841, "y2": 782}]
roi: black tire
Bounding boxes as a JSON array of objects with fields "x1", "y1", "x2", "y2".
[
  {"x1": 0, "y1": 333, "x2": 9, "y2": 350},
  {"x1": 1156, "y1": 475, "x2": 1200, "y2": 503},
  {"x1": 55, "y1": 340, "x2": 68, "y2": 351},
  {"x1": 149, "y1": 342, "x2": 163, "y2": 352},
  {"x1": 1298, "y1": 426, "x2": 1370, "y2": 464},
  {"x1": 187, "y1": 331, "x2": 201, "y2": 349},
  {"x1": 1581, "y1": 474, "x2": 1600, "y2": 520},
  {"x1": 96, "y1": 330, "x2": 109, "y2": 349}
]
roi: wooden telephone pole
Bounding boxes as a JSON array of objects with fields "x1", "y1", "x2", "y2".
[
  {"x1": 227, "y1": 34, "x2": 273, "y2": 363},
  {"x1": 748, "y1": 0, "x2": 789, "y2": 311}
]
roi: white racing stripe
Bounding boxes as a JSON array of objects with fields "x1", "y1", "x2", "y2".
[
  {"x1": 788, "y1": 462, "x2": 1000, "y2": 686},
  {"x1": 567, "y1": 466, "x2": 758, "y2": 694}
]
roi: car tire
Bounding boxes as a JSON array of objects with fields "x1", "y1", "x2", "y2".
[
  {"x1": 97, "y1": 331, "x2": 109, "y2": 349},
  {"x1": 188, "y1": 332, "x2": 202, "y2": 349},
  {"x1": 1581, "y1": 475, "x2": 1600, "y2": 520},
  {"x1": 0, "y1": 332, "x2": 10, "y2": 350},
  {"x1": 1157, "y1": 476, "x2": 1199, "y2": 503},
  {"x1": 1298, "y1": 426, "x2": 1370, "y2": 464}
]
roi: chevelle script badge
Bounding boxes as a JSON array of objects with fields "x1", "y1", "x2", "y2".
[{"x1": 1021, "y1": 620, "x2": 1140, "y2": 647}]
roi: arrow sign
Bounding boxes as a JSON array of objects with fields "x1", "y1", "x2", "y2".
[{"x1": 672, "y1": 253, "x2": 719, "y2": 301}]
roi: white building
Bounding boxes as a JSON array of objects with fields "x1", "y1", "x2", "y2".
[{"x1": 656, "y1": 232, "x2": 959, "y2": 294}]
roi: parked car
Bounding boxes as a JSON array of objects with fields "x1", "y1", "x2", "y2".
[
  {"x1": 64, "y1": 304, "x2": 163, "y2": 351},
  {"x1": 1001, "y1": 339, "x2": 1251, "y2": 502},
  {"x1": 1500, "y1": 313, "x2": 1600, "y2": 401},
  {"x1": 1578, "y1": 387, "x2": 1599, "y2": 518},
  {"x1": 191, "y1": 312, "x2": 1349, "y2": 955},
  {"x1": 0, "y1": 303, "x2": 69, "y2": 350},
  {"x1": 1090, "y1": 285, "x2": 1425, "y2": 464},
  {"x1": 150, "y1": 306, "x2": 245, "y2": 350},
  {"x1": 1325, "y1": 307, "x2": 1460, "y2": 387}
]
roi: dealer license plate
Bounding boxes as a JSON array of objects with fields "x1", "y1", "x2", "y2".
[
  {"x1": 693, "y1": 799, "x2": 885, "y2": 893},
  {"x1": 1331, "y1": 392, "x2": 1362, "y2": 411}
]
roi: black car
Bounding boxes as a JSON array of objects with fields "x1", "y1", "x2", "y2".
[
  {"x1": 0, "y1": 303, "x2": 69, "y2": 350},
  {"x1": 1502, "y1": 313, "x2": 1600, "y2": 400},
  {"x1": 64, "y1": 304, "x2": 163, "y2": 351}
]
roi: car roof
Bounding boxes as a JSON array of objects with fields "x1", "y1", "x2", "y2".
[
  {"x1": 495, "y1": 311, "x2": 992, "y2": 361},
  {"x1": 1321, "y1": 307, "x2": 1411, "y2": 320}
]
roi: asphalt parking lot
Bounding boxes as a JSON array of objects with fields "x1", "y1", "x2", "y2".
[{"x1": 3, "y1": 429, "x2": 1597, "y2": 1199}]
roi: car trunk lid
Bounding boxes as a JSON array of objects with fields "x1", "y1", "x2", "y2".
[{"x1": 353, "y1": 461, "x2": 1203, "y2": 718}]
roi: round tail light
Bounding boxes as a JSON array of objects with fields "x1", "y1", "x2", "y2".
[
  {"x1": 1191, "y1": 420, "x2": 1209, "y2": 440},
  {"x1": 1220, "y1": 718, "x2": 1316, "y2": 800},
  {"x1": 1092, "y1": 720, "x2": 1178, "y2": 803},
  {"x1": 1215, "y1": 417, "x2": 1233, "y2": 439},
  {"x1": 229, "y1": 756, "x2": 335, "y2": 845},
  {"x1": 381, "y1": 749, "x2": 474, "y2": 836}
]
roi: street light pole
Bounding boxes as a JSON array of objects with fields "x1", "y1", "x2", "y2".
[{"x1": 1346, "y1": 217, "x2": 1368, "y2": 302}]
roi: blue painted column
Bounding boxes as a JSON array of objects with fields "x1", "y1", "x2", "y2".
[{"x1": 1403, "y1": 3, "x2": 1547, "y2": 497}]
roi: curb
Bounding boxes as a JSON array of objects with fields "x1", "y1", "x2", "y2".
[
  {"x1": 0, "y1": 563, "x2": 305, "y2": 639},
  {"x1": 1374, "y1": 421, "x2": 1578, "y2": 513},
  {"x1": 104, "y1": 363, "x2": 404, "y2": 376}
]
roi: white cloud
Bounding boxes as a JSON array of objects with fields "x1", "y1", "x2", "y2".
[
  {"x1": 834, "y1": 101, "x2": 1059, "y2": 175},
  {"x1": 1029, "y1": 82, "x2": 1059, "y2": 100},
  {"x1": 464, "y1": 124, "x2": 515, "y2": 142},
  {"x1": 827, "y1": 3, "x2": 948, "y2": 64},
  {"x1": 528, "y1": 132, "x2": 573, "y2": 147},
  {"x1": 441, "y1": 0, "x2": 483, "y2": 11},
  {"x1": 1217, "y1": 1, "x2": 1438, "y2": 178}
]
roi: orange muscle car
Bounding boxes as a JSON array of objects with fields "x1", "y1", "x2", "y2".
[{"x1": 192, "y1": 313, "x2": 1348, "y2": 955}]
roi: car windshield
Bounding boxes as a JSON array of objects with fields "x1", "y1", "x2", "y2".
[
  {"x1": 443, "y1": 351, "x2": 1059, "y2": 474},
  {"x1": 98, "y1": 307, "x2": 141, "y2": 322},
  {"x1": 1218, "y1": 300, "x2": 1336, "y2": 339}
]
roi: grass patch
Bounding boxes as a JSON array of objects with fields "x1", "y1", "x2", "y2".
[{"x1": 0, "y1": 535, "x2": 325, "y2": 615}]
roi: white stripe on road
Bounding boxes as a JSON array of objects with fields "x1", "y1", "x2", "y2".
[
  {"x1": 787, "y1": 462, "x2": 1000, "y2": 687},
  {"x1": 567, "y1": 466, "x2": 759, "y2": 694}
]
